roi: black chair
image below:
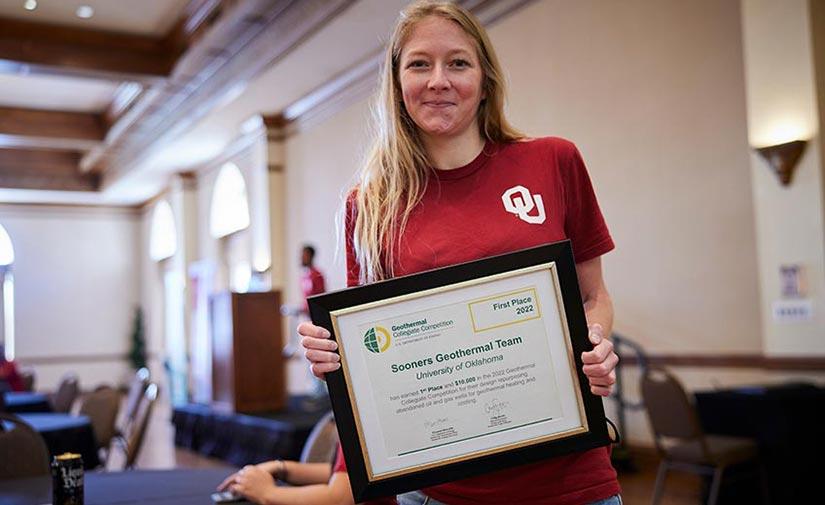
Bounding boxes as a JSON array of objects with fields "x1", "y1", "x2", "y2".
[
  {"x1": 640, "y1": 367, "x2": 770, "y2": 505},
  {"x1": 0, "y1": 413, "x2": 50, "y2": 479},
  {"x1": 50, "y1": 373, "x2": 79, "y2": 413}
]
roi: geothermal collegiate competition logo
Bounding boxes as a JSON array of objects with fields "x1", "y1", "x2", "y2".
[{"x1": 363, "y1": 326, "x2": 391, "y2": 353}]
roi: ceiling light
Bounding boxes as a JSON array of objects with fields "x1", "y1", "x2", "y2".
[
  {"x1": 23, "y1": 0, "x2": 37, "y2": 11},
  {"x1": 76, "y1": 5, "x2": 94, "y2": 19}
]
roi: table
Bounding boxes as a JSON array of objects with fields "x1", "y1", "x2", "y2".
[
  {"x1": 0, "y1": 468, "x2": 248, "y2": 505},
  {"x1": 3, "y1": 392, "x2": 52, "y2": 414},
  {"x1": 7, "y1": 413, "x2": 100, "y2": 469},
  {"x1": 695, "y1": 382, "x2": 825, "y2": 504}
]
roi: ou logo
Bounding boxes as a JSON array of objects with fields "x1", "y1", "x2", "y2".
[{"x1": 501, "y1": 185, "x2": 546, "y2": 224}]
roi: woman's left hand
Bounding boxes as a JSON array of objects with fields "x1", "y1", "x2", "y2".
[
  {"x1": 229, "y1": 465, "x2": 276, "y2": 504},
  {"x1": 581, "y1": 323, "x2": 618, "y2": 396}
]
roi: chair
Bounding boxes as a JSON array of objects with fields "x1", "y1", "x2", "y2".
[
  {"x1": 299, "y1": 411, "x2": 338, "y2": 464},
  {"x1": 120, "y1": 382, "x2": 159, "y2": 469},
  {"x1": 640, "y1": 367, "x2": 769, "y2": 505},
  {"x1": 116, "y1": 368, "x2": 149, "y2": 438},
  {"x1": 50, "y1": 373, "x2": 79, "y2": 413},
  {"x1": 19, "y1": 367, "x2": 35, "y2": 392},
  {"x1": 0, "y1": 413, "x2": 50, "y2": 478},
  {"x1": 79, "y1": 386, "x2": 120, "y2": 451}
]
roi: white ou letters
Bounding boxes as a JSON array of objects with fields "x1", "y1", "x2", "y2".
[{"x1": 501, "y1": 185, "x2": 546, "y2": 224}]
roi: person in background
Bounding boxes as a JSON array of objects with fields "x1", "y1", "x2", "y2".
[
  {"x1": 284, "y1": 245, "x2": 328, "y2": 359},
  {"x1": 300, "y1": 244, "x2": 326, "y2": 316},
  {"x1": 299, "y1": 1, "x2": 621, "y2": 504},
  {"x1": 0, "y1": 344, "x2": 24, "y2": 393}
]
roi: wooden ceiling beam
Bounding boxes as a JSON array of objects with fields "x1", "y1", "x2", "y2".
[
  {"x1": 0, "y1": 18, "x2": 173, "y2": 83},
  {"x1": 0, "y1": 106, "x2": 105, "y2": 141},
  {"x1": 0, "y1": 106, "x2": 104, "y2": 151},
  {"x1": 0, "y1": 148, "x2": 98, "y2": 191}
]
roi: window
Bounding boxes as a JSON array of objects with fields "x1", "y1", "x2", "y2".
[
  {"x1": 149, "y1": 200, "x2": 178, "y2": 261},
  {"x1": 0, "y1": 224, "x2": 14, "y2": 360},
  {"x1": 210, "y1": 163, "x2": 250, "y2": 239}
]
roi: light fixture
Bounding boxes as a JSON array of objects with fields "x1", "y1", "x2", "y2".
[
  {"x1": 754, "y1": 139, "x2": 808, "y2": 186},
  {"x1": 23, "y1": 0, "x2": 37, "y2": 11},
  {"x1": 76, "y1": 5, "x2": 94, "y2": 19}
]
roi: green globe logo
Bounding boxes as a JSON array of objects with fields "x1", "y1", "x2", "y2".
[{"x1": 363, "y1": 326, "x2": 391, "y2": 353}]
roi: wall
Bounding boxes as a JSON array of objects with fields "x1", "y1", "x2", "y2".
[
  {"x1": 0, "y1": 204, "x2": 141, "y2": 390},
  {"x1": 283, "y1": 99, "x2": 373, "y2": 303},
  {"x1": 493, "y1": 0, "x2": 762, "y2": 355},
  {"x1": 741, "y1": 0, "x2": 825, "y2": 356}
]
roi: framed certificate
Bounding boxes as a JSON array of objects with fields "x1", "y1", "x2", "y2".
[{"x1": 308, "y1": 240, "x2": 610, "y2": 501}]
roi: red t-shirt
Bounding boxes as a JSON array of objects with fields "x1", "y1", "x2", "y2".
[
  {"x1": 301, "y1": 266, "x2": 326, "y2": 312},
  {"x1": 339, "y1": 137, "x2": 618, "y2": 505}
]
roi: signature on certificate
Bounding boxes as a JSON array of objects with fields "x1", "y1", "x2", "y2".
[
  {"x1": 484, "y1": 398, "x2": 511, "y2": 416},
  {"x1": 424, "y1": 417, "x2": 450, "y2": 430}
]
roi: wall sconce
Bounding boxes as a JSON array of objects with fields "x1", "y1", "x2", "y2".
[{"x1": 754, "y1": 139, "x2": 808, "y2": 186}]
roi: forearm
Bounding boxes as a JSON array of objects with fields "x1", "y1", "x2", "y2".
[
  {"x1": 281, "y1": 461, "x2": 332, "y2": 486},
  {"x1": 257, "y1": 461, "x2": 331, "y2": 486},
  {"x1": 260, "y1": 473, "x2": 352, "y2": 505},
  {"x1": 576, "y1": 257, "x2": 614, "y2": 336},
  {"x1": 583, "y1": 287, "x2": 613, "y2": 337}
]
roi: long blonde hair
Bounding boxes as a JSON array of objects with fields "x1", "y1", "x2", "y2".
[{"x1": 350, "y1": 0, "x2": 523, "y2": 283}]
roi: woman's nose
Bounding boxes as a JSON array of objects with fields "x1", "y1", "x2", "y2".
[{"x1": 427, "y1": 65, "x2": 451, "y2": 90}]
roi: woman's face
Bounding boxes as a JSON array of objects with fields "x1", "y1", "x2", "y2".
[{"x1": 398, "y1": 16, "x2": 484, "y2": 141}]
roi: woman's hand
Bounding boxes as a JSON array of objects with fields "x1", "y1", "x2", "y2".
[
  {"x1": 298, "y1": 322, "x2": 340, "y2": 379},
  {"x1": 222, "y1": 465, "x2": 276, "y2": 504},
  {"x1": 581, "y1": 323, "x2": 618, "y2": 396}
]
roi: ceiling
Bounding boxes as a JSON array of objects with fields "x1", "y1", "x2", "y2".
[
  {"x1": 0, "y1": 0, "x2": 189, "y2": 35},
  {"x1": 0, "y1": 73, "x2": 117, "y2": 112},
  {"x1": 0, "y1": 0, "x2": 530, "y2": 206}
]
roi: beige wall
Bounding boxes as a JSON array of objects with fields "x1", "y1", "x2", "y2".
[
  {"x1": 493, "y1": 0, "x2": 762, "y2": 355},
  {"x1": 741, "y1": 0, "x2": 825, "y2": 355},
  {"x1": 283, "y1": 99, "x2": 373, "y2": 304},
  {"x1": 1, "y1": 204, "x2": 141, "y2": 390}
]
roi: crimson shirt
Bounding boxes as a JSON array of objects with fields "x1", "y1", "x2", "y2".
[
  {"x1": 337, "y1": 137, "x2": 618, "y2": 505},
  {"x1": 301, "y1": 266, "x2": 326, "y2": 312}
]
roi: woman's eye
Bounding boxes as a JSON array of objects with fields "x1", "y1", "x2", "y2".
[
  {"x1": 407, "y1": 60, "x2": 428, "y2": 69},
  {"x1": 451, "y1": 59, "x2": 470, "y2": 68}
]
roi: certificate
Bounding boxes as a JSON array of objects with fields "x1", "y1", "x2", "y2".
[{"x1": 308, "y1": 241, "x2": 610, "y2": 501}]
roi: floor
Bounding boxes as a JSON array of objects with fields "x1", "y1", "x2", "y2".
[{"x1": 118, "y1": 394, "x2": 705, "y2": 505}]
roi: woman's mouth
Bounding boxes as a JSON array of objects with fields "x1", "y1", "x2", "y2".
[{"x1": 424, "y1": 101, "x2": 455, "y2": 108}]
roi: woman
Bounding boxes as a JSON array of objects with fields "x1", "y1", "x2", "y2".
[{"x1": 300, "y1": 1, "x2": 620, "y2": 504}]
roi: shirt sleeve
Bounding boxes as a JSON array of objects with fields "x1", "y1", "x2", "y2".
[
  {"x1": 332, "y1": 443, "x2": 347, "y2": 473},
  {"x1": 559, "y1": 142, "x2": 615, "y2": 263}
]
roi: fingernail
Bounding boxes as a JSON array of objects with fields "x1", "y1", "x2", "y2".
[
  {"x1": 332, "y1": 353, "x2": 340, "y2": 362},
  {"x1": 333, "y1": 363, "x2": 341, "y2": 370},
  {"x1": 322, "y1": 329, "x2": 331, "y2": 339},
  {"x1": 329, "y1": 341, "x2": 338, "y2": 351}
]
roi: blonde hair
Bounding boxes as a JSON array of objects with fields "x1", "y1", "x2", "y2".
[{"x1": 350, "y1": 0, "x2": 523, "y2": 283}]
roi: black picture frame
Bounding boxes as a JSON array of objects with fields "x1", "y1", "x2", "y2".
[{"x1": 308, "y1": 240, "x2": 610, "y2": 501}]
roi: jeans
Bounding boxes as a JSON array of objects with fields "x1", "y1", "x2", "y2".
[{"x1": 397, "y1": 491, "x2": 622, "y2": 505}]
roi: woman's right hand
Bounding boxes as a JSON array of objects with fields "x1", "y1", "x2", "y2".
[{"x1": 298, "y1": 322, "x2": 340, "y2": 379}]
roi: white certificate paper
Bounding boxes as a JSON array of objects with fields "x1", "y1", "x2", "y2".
[{"x1": 331, "y1": 263, "x2": 587, "y2": 480}]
